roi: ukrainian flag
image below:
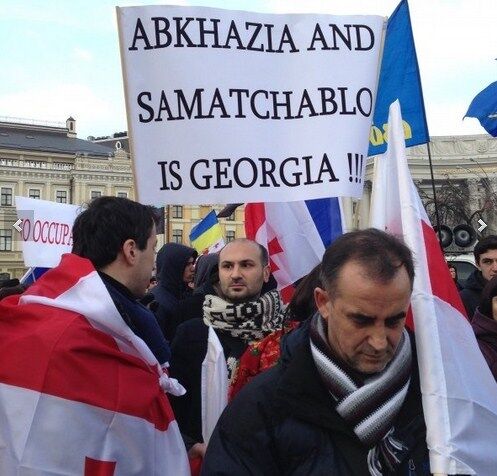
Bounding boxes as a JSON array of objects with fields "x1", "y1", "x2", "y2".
[{"x1": 189, "y1": 210, "x2": 225, "y2": 254}]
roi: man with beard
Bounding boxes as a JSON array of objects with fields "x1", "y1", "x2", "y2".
[
  {"x1": 202, "y1": 229, "x2": 430, "y2": 475},
  {"x1": 169, "y1": 239, "x2": 285, "y2": 455}
]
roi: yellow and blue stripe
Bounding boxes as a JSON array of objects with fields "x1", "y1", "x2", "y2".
[{"x1": 189, "y1": 210, "x2": 224, "y2": 254}]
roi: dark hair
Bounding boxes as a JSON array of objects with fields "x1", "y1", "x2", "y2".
[
  {"x1": 479, "y1": 274, "x2": 497, "y2": 318},
  {"x1": 474, "y1": 235, "x2": 497, "y2": 265},
  {"x1": 0, "y1": 279, "x2": 28, "y2": 301},
  {"x1": 447, "y1": 263, "x2": 458, "y2": 280},
  {"x1": 72, "y1": 196, "x2": 157, "y2": 268},
  {"x1": 320, "y1": 228, "x2": 414, "y2": 295},
  {"x1": 220, "y1": 238, "x2": 269, "y2": 266},
  {"x1": 286, "y1": 264, "x2": 322, "y2": 321}
]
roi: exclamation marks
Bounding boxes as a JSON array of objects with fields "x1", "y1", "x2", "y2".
[{"x1": 347, "y1": 153, "x2": 363, "y2": 183}]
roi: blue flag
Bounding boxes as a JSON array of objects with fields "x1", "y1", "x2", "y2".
[
  {"x1": 465, "y1": 81, "x2": 497, "y2": 137},
  {"x1": 20, "y1": 267, "x2": 49, "y2": 285},
  {"x1": 368, "y1": 0, "x2": 429, "y2": 156}
]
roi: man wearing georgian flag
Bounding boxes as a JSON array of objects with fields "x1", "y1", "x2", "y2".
[
  {"x1": 370, "y1": 100, "x2": 497, "y2": 475},
  {"x1": 0, "y1": 197, "x2": 190, "y2": 475}
]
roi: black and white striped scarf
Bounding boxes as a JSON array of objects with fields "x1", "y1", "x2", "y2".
[
  {"x1": 203, "y1": 290, "x2": 285, "y2": 343},
  {"x1": 309, "y1": 313, "x2": 412, "y2": 476}
]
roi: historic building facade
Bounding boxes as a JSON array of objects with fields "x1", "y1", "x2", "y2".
[
  {"x1": 350, "y1": 134, "x2": 497, "y2": 251},
  {"x1": 0, "y1": 119, "x2": 244, "y2": 279},
  {"x1": 1, "y1": 116, "x2": 495, "y2": 279},
  {"x1": 0, "y1": 117, "x2": 135, "y2": 279}
]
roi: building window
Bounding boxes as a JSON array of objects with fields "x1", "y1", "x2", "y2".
[
  {"x1": 117, "y1": 191, "x2": 128, "y2": 198},
  {"x1": 53, "y1": 162, "x2": 72, "y2": 170},
  {"x1": 56, "y1": 190, "x2": 68, "y2": 203},
  {"x1": 172, "y1": 229, "x2": 182, "y2": 243},
  {"x1": 226, "y1": 230, "x2": 236, "y2": 242},
  {"x1": 90, "y1": 190, "x2": 102, "y2": 200},
  {"x1": 29, "y1": 189, "x2": 41, "y2": 199},
  {"x1": 226, "y1": 213, "x2": 235, "y2": 221},
  {"x1": 0, "y1": 229, "x2": 12, "y2": 251},
  {"x1": 1, "y1": 187, "x2": 13, "y2": 206},
  {"x1": 172, "y1": 205, "x2": 183, "y2": 219}
]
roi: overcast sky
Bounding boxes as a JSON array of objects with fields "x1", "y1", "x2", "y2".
[{"x1": 1, "y1": 0, "x2": 495, "y2": 140}]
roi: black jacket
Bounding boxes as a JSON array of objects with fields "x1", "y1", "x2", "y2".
[
  {"x1": 169, "y1": 318, "x2": 247, "y2": 443},
  {"x1": 460, "y1": 269, "x2": 487, "y2": 319},
  {"x1": 99, "y1": 272, "x2": 171, "y2": 365},
  {"x1": 171, "y1": 277, "x2": 281, "y2": 443},
  {"x1": 151, "y1": 243, "x2": 197, "y2": 341},
  {"x1": 202, "y1": 325, "x2": 429, "y2": 476}
]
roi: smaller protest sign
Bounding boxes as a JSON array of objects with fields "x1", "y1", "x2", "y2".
[{"x1": 15, "y1": 197, "x2": 80, "y2": 268}]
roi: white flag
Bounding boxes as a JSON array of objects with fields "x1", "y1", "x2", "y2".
[{"x1": 370, "y1": 100, "x2": 497, "y2": 475}]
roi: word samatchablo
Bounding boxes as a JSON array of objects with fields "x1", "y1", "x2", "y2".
[{"x1": 138, "y1": 86, "x2": 372, "y2": 122}]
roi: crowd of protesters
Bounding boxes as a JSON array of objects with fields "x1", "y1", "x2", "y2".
[{"x1": 1, "y1": 196, "x2": 497, "y2": 475}]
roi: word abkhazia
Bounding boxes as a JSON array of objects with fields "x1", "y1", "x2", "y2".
[{"x1": 128, "y1": 17, "x2": 375, "y2": 53}]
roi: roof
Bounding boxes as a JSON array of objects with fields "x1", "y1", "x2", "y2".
[{"x1": 0, "y1": 127, "x2": 115, "y2": 158}]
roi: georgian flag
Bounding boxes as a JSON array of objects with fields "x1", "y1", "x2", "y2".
[
  {"x1": 370, "y1": 100, "x2": 497, "y2": 475},
  {"x1": 245, "y1": 198, "x2": 344, "y2": 302},
  {"x1": 0, "y1": 254, "x2": 189, "y2": 475}
]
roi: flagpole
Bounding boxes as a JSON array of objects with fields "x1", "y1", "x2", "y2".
[{"x1": 426, "y1": 141, "x2": 443, "y2": 243}]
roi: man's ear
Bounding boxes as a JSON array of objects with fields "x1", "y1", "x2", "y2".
[
  {"x1": 314, "y1": 286, "x2": 331, "y2": 320},
  {"x1": 122, "y1": 238, "x2": 138, "y2": 266},
  {"x1": 263, "y1": 265, "x2": 270, "y2": 283}
]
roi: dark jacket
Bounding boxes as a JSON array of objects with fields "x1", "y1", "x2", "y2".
[
  {"x1": 170, "y1": 277, "x2": 280, "y2": 443},
  {"x1": 202, "y1": 325, "x2": 429, "y2": 476},
  {"x1": 169, "y1": 318, "x2": 247, "y2": 443},
  {"x1": 460, "y1": 269, "x2": 487, "y2": 319},
  {"x1": 99, "y1": 272, "x2": 171, "y2": 365},
  {"x1": 151, "y1": 243, "x2": 197, "y2": 341},
  {"x1": 472, "y1": 308, "x2": 497, "y2": 382}
]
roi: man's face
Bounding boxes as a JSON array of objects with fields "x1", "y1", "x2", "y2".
[
  {"x1": 132, "y1": 225, "x2": 157, "y2": 298},
  {"x1": 218, "y1": 241, "x2": 270, "y2": 303},
  {"x1": 477, "y1": 249, "x2": 497, "y2": 281},
  {"x1": 183, "y1": 256, "x2": 195, "y2": 284},
  {"x1": 315, "y1": 260, "x2": 412, "y2": 374}
]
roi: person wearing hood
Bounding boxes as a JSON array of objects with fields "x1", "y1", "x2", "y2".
[
  {"x1": 151, "y1": 242, "x2": 198, "y2": 341},
  {"x1": 460, "y1": 236, "x2": 497, "y2": 319},
  {"x1": 173, "y1": 252, "x2": 220, "y2": 332}
]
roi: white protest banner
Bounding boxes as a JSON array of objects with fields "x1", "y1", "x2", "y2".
[
  {"x1": 117, "y1": 6, "x2": 384, "y2": 204},
  {"x1": 15, "y1": 197, "x2": 80, "y2": 268}
]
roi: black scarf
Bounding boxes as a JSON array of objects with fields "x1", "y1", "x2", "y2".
[{"x1": 203, "y1": 290, "x2": 285, "y2": 343}]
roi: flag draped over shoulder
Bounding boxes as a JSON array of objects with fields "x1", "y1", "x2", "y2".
[
  {"x1": 190, "y1": 210, "x2": 225, "y2": 254},
  {"x1": 0, "y1": 254, "x2": 189, "y2": 475},
  {"x1": 465, "y1": 81, "x2": 497, "y2": 137},
  {"x1": 370, "y1": 100, "x2": 497, "y2": 475},
  {"x1": 368, "y1": 0, "x2": 429, "y2": 156},
  {"x1": 245, "y1": 198, "x2": 343, "y2": 301}
]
